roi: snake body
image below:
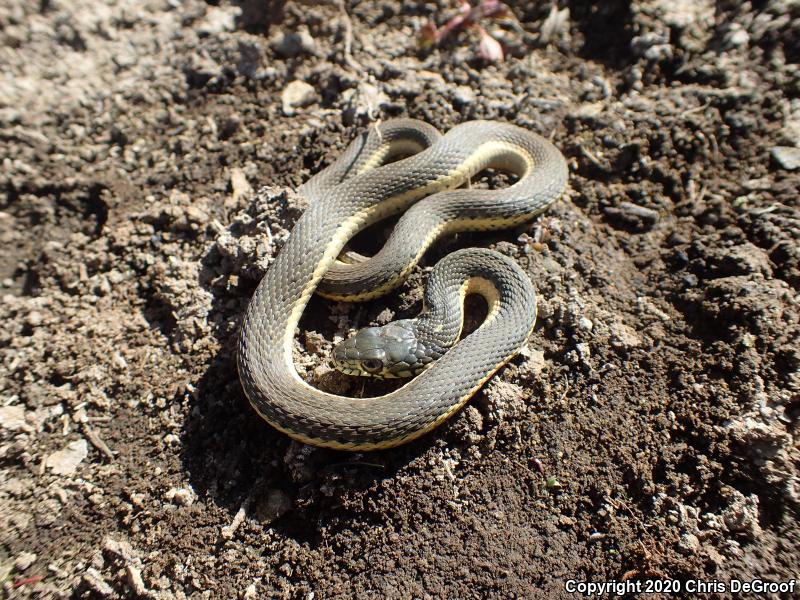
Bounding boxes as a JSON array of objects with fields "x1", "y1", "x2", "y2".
[{"x1": 238, "y1": 119, "x2": 567, "y2": 450}]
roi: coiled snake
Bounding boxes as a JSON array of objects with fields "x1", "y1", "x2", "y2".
[{"x1": 238, "y1": 119, "x2": 568, "y2": 450}]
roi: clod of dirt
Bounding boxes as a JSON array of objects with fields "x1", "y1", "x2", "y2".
[{"x1": 282, "y1": 80, "x2": 317, "y2": 116}]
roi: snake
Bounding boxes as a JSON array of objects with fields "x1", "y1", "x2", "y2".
[{"x1": 237, "y1": 119, "x2": 568, "y2": 450}]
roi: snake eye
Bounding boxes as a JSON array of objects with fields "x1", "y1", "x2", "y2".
[{"x1": 361, "y1": 359, "x2": 383, "y2": 373}]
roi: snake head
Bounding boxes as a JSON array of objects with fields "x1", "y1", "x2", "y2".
[{"x1": 333, "y1": 320, "x2": 436, "y2": 379}]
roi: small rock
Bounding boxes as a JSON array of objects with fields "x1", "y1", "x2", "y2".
[
  {"x1": 83, "y1": 567, "x2": 115, "y2": 597},
  {"x1": 185, "y1": 205, "x2": 209, "y2": 226},
  {"x1": 270, "y1": 27, "x2": 316, "y2": 58},
  {"x1": 575, "y1": 342, "x2": 591, "y2": 363},
  {"x1": 609, "y1": 322, "x2": 641, "y2": 350},
  {"x1": 281, "y1": 80, "x2": 317, "y2": 116},
  {"x1": 304, "y1": 331, "x2": 327, "y2": 354},
  {"x1": 725, "y1": 25, "x2": 749, "y2": 48},
  {"x1": 165, "y1": 487, "x2": 196, "y2": 506},
  {"x1": 448, "y1": 405, "x2": 484, "y2": 447},
  {"x1": 198, "y1": 5, "x2": 240, "y2": 35},
  {"x1": 770, "y1": 146, "x2": 800, "y2": 170},
  {"x1": 517, "y1": 346, "x2": 546, "y2": 378},
  {"x1": 677, "y1": 532, "x2": 700, "y2": 554},
  {"x1": 229, "y1": 167, "x2": 253, "y2": 206},
  {"x1": 185, "y1": 54, "x2": 223, "y2": 88},
  {"x1": 603, "y1": 201, "x2": 660, "y2": 230},
  {"x1": 126, "y1": 565, "x2": 150, "y2": 597},
  {"x1": 14, "y1": 551, "x2": 36, "y2": 571},
  {"x1": 45, "y1": 438, "x2": 88, "y2": 475},
  {"x1": 452, "y1": 86, "x2": 476, "y2": 106},
  {"x1": 0, "y1": 405, "x2": 29, "y2": 431},
  {"x1": 721, "y1": 490, "x2": 762, "y2": 540}
]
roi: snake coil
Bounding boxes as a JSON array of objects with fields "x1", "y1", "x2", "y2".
[{"x1": 238, "y1": 119, "x2": 568, "y2": 450}]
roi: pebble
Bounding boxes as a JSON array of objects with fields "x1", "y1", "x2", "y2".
[
  {"x1": 270, "y1": 28, "x2": 316, "y2": 58},
  {"x1": 281, "y1": 80, "x2": 316, "y2": 116},
  {"x1": 575, "y1": 342, "x2": 591, "y2": 364},
  {"x1": 83, "y1": 567, "x2": 114, "y2": 597},
  {"x1": 15, "y1": 551, "x2": 37, "y2": 571},
  {"x1": 0, "y1": 405, "x2": 29, "y2": 431},
  {"x1": 517, "y1": 346, "x2": 547, "y2": 378},
  {"x1": 165, "y1": 487, "x2": 196, "y2": 506},
  {"x1": 609, "y1": 322, "x2": 642, "y2": 350},
  {"x1": 677, "y1": 532, "x2": 700, "y2": 554},
  {"x1": 45, "y1": 438, "x2": 88, "y2": 475},
  {"x1": 770, "y1": 146, "x2": 800, "y2": 170},
  {"x1": 452, "y1": 86, "x2": 476, "y2": 106},
  {"x1": 198, "y1": 5, "x2": 240, "y2": 36}
]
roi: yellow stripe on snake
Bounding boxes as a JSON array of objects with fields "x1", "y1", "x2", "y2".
[{"x1": 238, "y1": 119, "x2": 568, "y2": 450}]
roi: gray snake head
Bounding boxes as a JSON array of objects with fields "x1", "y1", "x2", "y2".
[{"x1": 333, "y1": 320, "x2": 440, "y2": 379}]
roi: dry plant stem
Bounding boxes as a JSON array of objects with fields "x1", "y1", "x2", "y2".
[{"x1": 335, "y1": 0, "x2": 364, "y2": 73}]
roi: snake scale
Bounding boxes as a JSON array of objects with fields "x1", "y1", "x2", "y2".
[{"x1": 238, "y1": 119, "x2": 568, "y2": 450}]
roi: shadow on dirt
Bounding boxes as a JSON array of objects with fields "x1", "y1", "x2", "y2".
[{"x1": 176, "y1": 265, "x2": 443, "y2": 545}]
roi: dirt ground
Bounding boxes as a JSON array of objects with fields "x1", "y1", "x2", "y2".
[{"x1": 1, "y1": 0, "x2": 799, "y2": 598}]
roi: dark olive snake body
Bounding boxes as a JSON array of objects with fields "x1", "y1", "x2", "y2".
[{"x1": 237, "y1": 119, "x2": 567, "y2": 450}]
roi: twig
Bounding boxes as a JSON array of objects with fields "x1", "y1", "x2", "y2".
[
  {"x1": 335, "y1": 0, "x2": 364, "y2": 73},
  {"x1": 83, "y1": 424, "x2": 115, "y2": 461}
]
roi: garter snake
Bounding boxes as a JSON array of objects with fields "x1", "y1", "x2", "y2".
[{"x1": 238, "y1": 119, "x2": 568, "y2": 450}]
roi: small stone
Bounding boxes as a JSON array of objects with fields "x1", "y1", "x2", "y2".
[
  {"x1": 45, "y1": 438, "x2": 88, "y2": 475},
  {"x1": 721, "y1": 490, "x2": 762, "y2": 540},
  {"x1": 83, "y1": 567, "x2": 114, "y2": 597},
  {"x1": 229, "y1": 167, "x2": 253, "y2": 206},
  {"x1": 677, "y1": 532, "x2": 700, "y2": 554},
  {"x1": 165, "y1": 487, "x2": 196, "y2": 506},
  {"x1": 198, "y1": 5, "x2": 240, "y2": 35},
  {"x1": 281, "y1": 80, "x2": 316, "y2": 116},
  {"x1": 304, "y1": 331, "x2": 327, "y2": 354},
  {"x1": 517, "y1": 346, "x2": 546, "y2": 378},
  {"x1": 14, "y1": 551, "x2": 36, "y2": 571},
  {"x1": 539, "y1": 5, "x2": 570, "y2": 44},
  {"x1": 725, "y1": 25, "x2": 749, "y2": 48},
  {"x1": 453, "y1": 406, "x2": 484, "y2": 447},
  {"x1": 609, "y1": 322, "x2": 641, "y2": 350},
  {"x1": 770, "y1": 146, "x2": 800, "y2": 170},
  {"x1": 575, "y1": 342, "x2": 591, "y2": 363},
  {"x1": 126, "y1": 565, "x2": 149, "y2": 597},
  {"x1": 0, "y1": 405, "x2": 29, "y2": 431},
  {"x1": 270, "y1": 27, "x2": 316, "y2": 58},
  {"x1": 185, "y1": 205, "x2": 209, "y2": 226},
  {"x1": 603, "y1": 201, "x2": 659, "y2": 230},
  {"x1": 452, "y1": 86, "x2": 476, "y2": 106}
]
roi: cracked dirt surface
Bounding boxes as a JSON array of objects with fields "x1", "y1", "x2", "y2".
[{"x1": 1, "y1": 0, "x2": 798, "y2": 598}]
